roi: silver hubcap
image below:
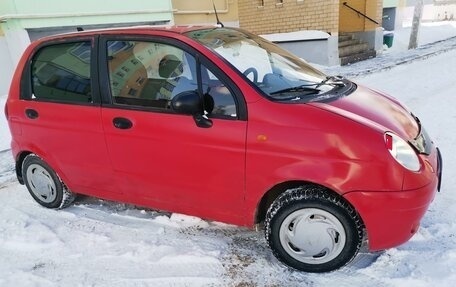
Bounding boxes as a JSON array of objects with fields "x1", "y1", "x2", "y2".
[
  {"x1": 279, "y1": 208, "x2": 346, "y2": 265},
  {"x1": 26, "y1": 164, "x2": 57, "y2": 203}
]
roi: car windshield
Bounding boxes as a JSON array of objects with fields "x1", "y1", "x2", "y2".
[{"x1": 186, "y1": 28, "x2": 344, "y2": 101}]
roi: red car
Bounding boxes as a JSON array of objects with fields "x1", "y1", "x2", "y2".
[{"x1": 4, "y1": 26, "x2": 442, "y2": 272}]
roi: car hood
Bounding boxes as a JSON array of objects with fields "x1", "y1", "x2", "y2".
[{"x1": 311, "y1": 83, "x2": 419, "y2": 140}]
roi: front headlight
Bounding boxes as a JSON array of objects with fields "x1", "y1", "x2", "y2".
[{"x1": 385, "y1": 132, "x2": 420, "y2": 172}]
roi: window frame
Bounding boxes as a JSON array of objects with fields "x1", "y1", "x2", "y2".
[
  {"x1": 20, "y1": 36, "x2": 100, "y2": 106},
  {"x1": 98, "y1": 35, "x2": 247, "y2": 121},
  {"x1": 198, "y1": 59, "x2": 239, "y2": 120},
  {"x1": 105, "y1": 40, "x2": 198, "y2": 113}
]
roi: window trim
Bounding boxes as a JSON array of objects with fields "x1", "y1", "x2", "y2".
[
  {"x1": 98, "y1": 35, "x2": 247, "y2": 121},
  {"x1": 20, "y1": 36, "x2": 100, "y2": 106}
]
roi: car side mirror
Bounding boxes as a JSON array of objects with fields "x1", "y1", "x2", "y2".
[
  {"x1": 171, "y1": 91, "x2": 202, "y2": 115},
  {"x1": 171, "y1": 91, "x2": 213, "y2": 128}
]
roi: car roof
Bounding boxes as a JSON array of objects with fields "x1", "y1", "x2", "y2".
[{"x1": 34, "y1": 25, "x2": 219, "y2": 43}]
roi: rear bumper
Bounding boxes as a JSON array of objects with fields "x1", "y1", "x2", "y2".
[
  {"x1": 10, "y1": 139, "x2": 24, "y2": 184},
  {"x1": 344, "y1": 148, "x2": 441, "y2": 251},
  {"x1": 437, "y1": 147, "x2": 442, "y2": 192}
]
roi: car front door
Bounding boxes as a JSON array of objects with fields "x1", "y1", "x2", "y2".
[{"x1": 99, "y1": 37, "x2": 247, "y2": 223}]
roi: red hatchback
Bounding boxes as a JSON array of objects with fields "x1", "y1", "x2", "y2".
[{"x1": 4, "y1": 26, "x2": 442, "y2": 272}]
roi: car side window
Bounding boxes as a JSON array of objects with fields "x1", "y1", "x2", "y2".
[
  {"x1": 201, "y1": 65, "x2": 237, "y2": 119},
  {"x1": 107, "y1": 41, "x2": 197, "y2": 110},
  {"x1": 31, "y1": 42, "x2": 92, "y2": 103}
]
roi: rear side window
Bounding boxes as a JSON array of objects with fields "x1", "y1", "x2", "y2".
[{"x1": 30, "y1": 41, "x2": 92, "y2": 103}]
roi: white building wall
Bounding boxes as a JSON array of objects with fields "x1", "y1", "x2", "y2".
[
  {"x1": 398, "y1": 1, "x2": 456, "y2": 24},
  {"x1": 0, "y1": 0, "x2": 174, "y2": 96},
  {"x1": 0, "y1": 36, "x2": 15, "y2": 95},
  {"x1": 434, "y1": 4, "x2": 456, "y2": 20},
  {"x1": 3, "y1": 27, "x2": 30, "y2": 67}
]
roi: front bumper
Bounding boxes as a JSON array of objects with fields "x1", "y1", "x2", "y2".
[{"x1": 344, "y1": 148, "x2": 441, "y2": 251}]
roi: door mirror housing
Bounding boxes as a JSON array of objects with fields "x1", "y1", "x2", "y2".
[
  {"x1": 171, "y1": 91, "x2": 203, "y2": 115},
  {"x1": 171, "y1": 91, "x2": 212, "y2": 128}
]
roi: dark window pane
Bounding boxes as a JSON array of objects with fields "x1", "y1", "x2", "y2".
[
  {"x1": 201, "y1": 65, "x2": 237, "y2": 119},
  {"x1": 31, "y1": 42, "x2": 92, "y2": 103},
  {"x1": 107, "y1": 40, "x2": 197, "y2": 110}
]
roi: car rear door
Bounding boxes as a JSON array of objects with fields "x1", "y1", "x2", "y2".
[
  {"x1": 99, "y1": 36, "x2": 247, "y2": 223},
  {"x1": 18, "y1": 37, "x2": 116, "y2": 196}
]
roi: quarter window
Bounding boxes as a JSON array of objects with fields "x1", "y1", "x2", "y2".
[
  {"x1": 31, "y1": 42, "x2": 92, "y2": 103},
  {"x1": 201, "y1": 65, "x2": 237, "y2": 119}
]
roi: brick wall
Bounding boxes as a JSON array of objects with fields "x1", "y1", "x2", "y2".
[
  {"x1": 172, "y1": 0, "x2": 239, "y2": 26},
  {"x1": 238, "y1": 0, "x2": 339, "y2": 35},
  {"x1": 365, "y1": 0, "x2": 384, "y2": 30},
  {"x1": 340, "y1": 0, "x2": 383, "y2": 32}
]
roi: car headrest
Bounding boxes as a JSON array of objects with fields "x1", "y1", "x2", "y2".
[{"x1": 159, "y1": 54, "x2": 183, "y2": 78}]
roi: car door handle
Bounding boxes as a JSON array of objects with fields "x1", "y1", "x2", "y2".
[
  {"x1": 25, "y1": 109, "x2": 39, "y2": 119},
  {"x1": 113, "y1": 117, "x2": 133, "y2": 129}
]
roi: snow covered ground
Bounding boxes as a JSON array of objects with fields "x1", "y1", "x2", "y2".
[
  {"x1": 386, "y1": 21, "x2": 456, "y2": 53},
  {"x1": 1, "y1": 29, "x2": 456, "y2": 286}
]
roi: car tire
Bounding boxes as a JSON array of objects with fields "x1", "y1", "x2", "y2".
[
  {"x1": 22, "y1": 154, "x2": 76, "y2": 209},
  {"x1": 265, "y1": 185, "x2": 363, "y2": 273}
]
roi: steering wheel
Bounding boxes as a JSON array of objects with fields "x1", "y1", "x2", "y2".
[{"x1": 243, "y1": 67, "x2": 258, "y2": 84}]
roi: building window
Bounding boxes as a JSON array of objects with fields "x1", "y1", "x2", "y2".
[
  {"x1": 258, "y1": 0, "x2": 264, "y2": 7},
  {"x1": 276, "y1": 0, "x2": 284, "y2": 7}
]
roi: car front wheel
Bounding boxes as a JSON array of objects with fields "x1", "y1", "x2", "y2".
[{"x1": 265, "y1": 185, "x2": 364, "y2": 273}]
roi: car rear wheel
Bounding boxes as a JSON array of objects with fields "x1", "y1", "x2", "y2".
[
  {"x1": 265, "y1": 185, "x2": 363, "y2": 273},
  {"x1": 22, "y1": 154, "x2": 76, "y2": 209}
]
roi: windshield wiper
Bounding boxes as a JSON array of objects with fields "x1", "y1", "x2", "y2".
[
  {"x1": 315, "y1": 75, "x2": 346, "y2": 88},
  {"x1": 270, "y1": 86, "x2": 321, "y2": 96},
  {"x1": 270, "y1": 75, "x2": 346, "y2": 97}
]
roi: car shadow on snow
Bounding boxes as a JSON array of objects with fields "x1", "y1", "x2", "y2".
[{"x1": 68, "y1": 195, "x2": 382, "y2": 286}]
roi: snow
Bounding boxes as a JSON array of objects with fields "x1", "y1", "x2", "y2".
[
  {"x1": 386, "y1": 21, "x2": 456, "y2": 53},
  {"x1": 1, "y1": 24, "x2": 456, "y2": 286}
]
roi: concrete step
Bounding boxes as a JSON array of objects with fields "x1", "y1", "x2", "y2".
[
  {"x1": 339, "y1": 39, "x2": 361, "y2": 48},
  {"x1": 338, "y1": 34, "x2": 353, "y2": 42},
  {"x1": 338, "y1": 32, "x2": 377, "y2": 65},
  {"x1": 339, "y1": 42, "x2": 369, "y2": 57},
  {"x1": 340, "y1": 49, "x2": 376, "y2": 66}
]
